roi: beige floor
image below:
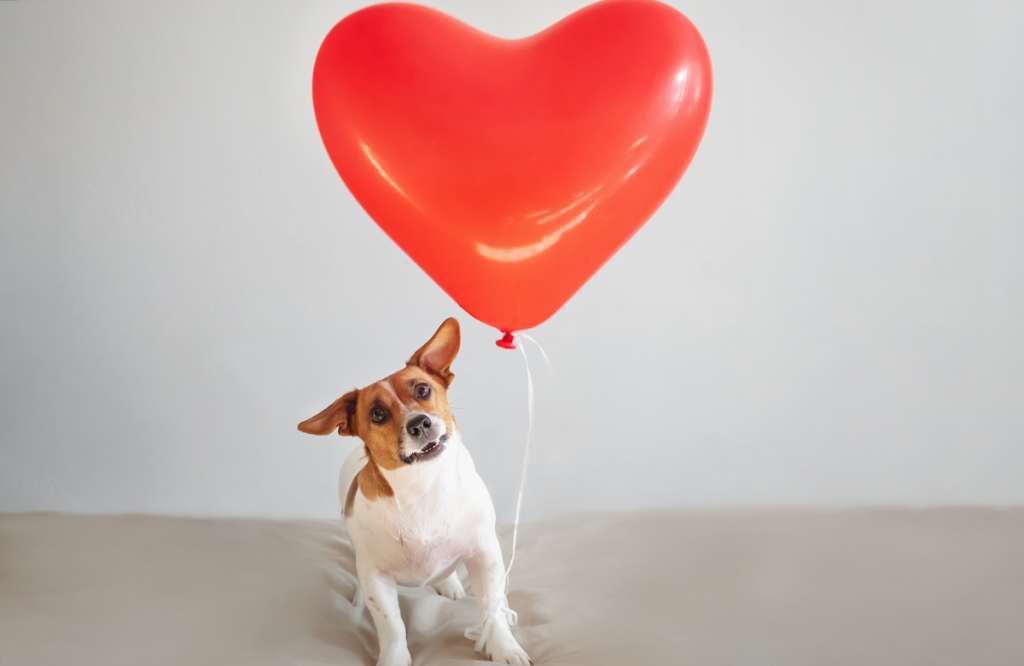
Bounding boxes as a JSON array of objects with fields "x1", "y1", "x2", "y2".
[{"x1": 1, "y1": 509, "x2": 1022, "y2": 665}]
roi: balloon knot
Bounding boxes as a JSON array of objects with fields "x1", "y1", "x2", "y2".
[{"x1": 496, "y1": 332, "x2": 517, "y2": 349}]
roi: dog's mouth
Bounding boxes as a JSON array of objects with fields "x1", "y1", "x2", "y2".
[{"x1": 401, "y1": 432, "x2": 448, "y2": 464}]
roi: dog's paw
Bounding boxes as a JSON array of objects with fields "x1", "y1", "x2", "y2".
[
  {"x1": 375, "y1": 646, "x2": 412, "y2": 666},
  {"x1": 488, "y1": 637, "x2": 531, "y2": 665},
  {"x1": 432, "y1": 574, "x2": 466, "y2": 600}
]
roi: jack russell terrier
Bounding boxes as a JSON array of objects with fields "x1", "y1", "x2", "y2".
[{"x1": 298, "y1": 318, "x2": 531, "y2": 666}]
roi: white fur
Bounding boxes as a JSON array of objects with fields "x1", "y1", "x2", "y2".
[{"x1": 339, "y1": 424, "x2": 530, "y2": 666}]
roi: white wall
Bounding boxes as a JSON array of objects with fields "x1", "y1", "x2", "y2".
[{"x1": 2, "y1": 0, "x2": 1022, "y2": 520}]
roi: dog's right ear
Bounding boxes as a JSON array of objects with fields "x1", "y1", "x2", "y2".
[
  {"x1": 408, "y1": 317, "x2": 461, "y2": 387},
  {"x1": 298, "y1": 390, "x2": 358, "y2": 436}
]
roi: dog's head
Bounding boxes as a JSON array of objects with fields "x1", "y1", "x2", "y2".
[{"x1": 298, "y1": 318, "x2": 460, "y2": 469}]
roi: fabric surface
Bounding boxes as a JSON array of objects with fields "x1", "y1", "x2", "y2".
[{"x1": 1, "y1": 509, "x2": 1022, "y2": 665}]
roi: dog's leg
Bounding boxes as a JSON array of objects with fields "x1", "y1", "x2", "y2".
[
  {"x1": 358, "y1": 569, "x2": 411, "y2": 666},
  {"x1": 465, "y1": 539, "x2": 531, "y2": 665},
  {"x1": 432, "y1": 571, "x2": 466, "y2": 600}
]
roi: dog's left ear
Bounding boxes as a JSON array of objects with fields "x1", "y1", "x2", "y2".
[
  {"x1": 298, "y1": 390, "x2": 358, "y2": 436},
  {"x1": 408, "y1": 317, "x2": 460, "y2": 387}
]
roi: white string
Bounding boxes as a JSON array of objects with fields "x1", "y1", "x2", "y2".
[
  {"x1": 517, "y1": 332, "x2": 551, "y2": 372},
  {"x1": 465, "y1": 332, "x2": 549, "y2": 653},
  {"x1": 503, "y1": 335, "x2": 531, "y2": 591},
  {"x1": 503, "y1": 332, "x2": 550, "y2": 591}
]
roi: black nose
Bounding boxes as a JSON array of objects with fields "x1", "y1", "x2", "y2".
[{"x1": 406, "y1": 414, "x2": 432, "y2": 438}]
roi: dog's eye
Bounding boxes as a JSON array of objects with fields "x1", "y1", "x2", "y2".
[
  {"x1": 369, "y1": 406, "x2": 388, "y2": 424},
  {"x1": 415, "y1": 383, "x2": 432, "y2": 400}
]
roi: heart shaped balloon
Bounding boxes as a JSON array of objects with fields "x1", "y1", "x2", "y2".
[{"x1": 313, "y1": 0, "x2": 712, "y2": 337}]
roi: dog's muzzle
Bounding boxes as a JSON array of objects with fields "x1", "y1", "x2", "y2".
[{"x1": 401, "y1": 413, "x2": 447, "y2": 464}]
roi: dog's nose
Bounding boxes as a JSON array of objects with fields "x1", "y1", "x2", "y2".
[{"x1": 406, "y1": 414, "x2": 432, "y2": 438}]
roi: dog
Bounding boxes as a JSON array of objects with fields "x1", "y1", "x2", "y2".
[{"x1": 298, "y1": 318, "x2": 531, "y2": 666}]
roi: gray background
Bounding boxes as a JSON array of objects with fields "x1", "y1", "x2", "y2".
[{"x1": 2, "y1": 0, "x2": 1022, "y2": 520}]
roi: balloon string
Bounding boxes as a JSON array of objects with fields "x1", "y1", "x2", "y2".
[
  {"x1": 504, "y1": 332, "x2": 549, "y2": 593},
  {"x1": 466, "y1": 332, "x2": 549, "y2": 650}
]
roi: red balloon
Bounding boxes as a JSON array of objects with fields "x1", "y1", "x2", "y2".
[{"x1": 312, "y1": 0, "x2": 712, "y2": 336}]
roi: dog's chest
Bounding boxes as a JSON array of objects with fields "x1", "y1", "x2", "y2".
[
  {"x1": 345, "y1": 442, "x2": 492, "y2": 586},
  {"x1": 356, "y1": 481, "x2": 471, "y2": 582},
  {"x1": 372, "y1": 510, "x2": 465, "y2": 585}
]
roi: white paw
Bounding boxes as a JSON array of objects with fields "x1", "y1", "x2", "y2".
[
  {"x1": 376, "y1": 646, "x2": 412, "y2": 666},
  {"x1": 433, "y1": 575, "x2": 467, "y2": 600},
  {"x1": 488, "y1": 636, "x2": 531, "y2": 665}
]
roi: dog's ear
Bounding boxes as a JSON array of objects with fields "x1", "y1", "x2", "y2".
[
  {"x1": 298, "y1": 390, "x2": 358, "y2": 436},
  {"x1": 408, "y1": 318, "x2": 460, "y2": 387}
]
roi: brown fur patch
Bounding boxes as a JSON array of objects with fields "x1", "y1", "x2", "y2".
[
  {"x1": 344, "y1": 474, "x2": 359, "y2": 518},
  {"x1": 357, "y1": 452, "x2": 394, "y2": 502}
]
